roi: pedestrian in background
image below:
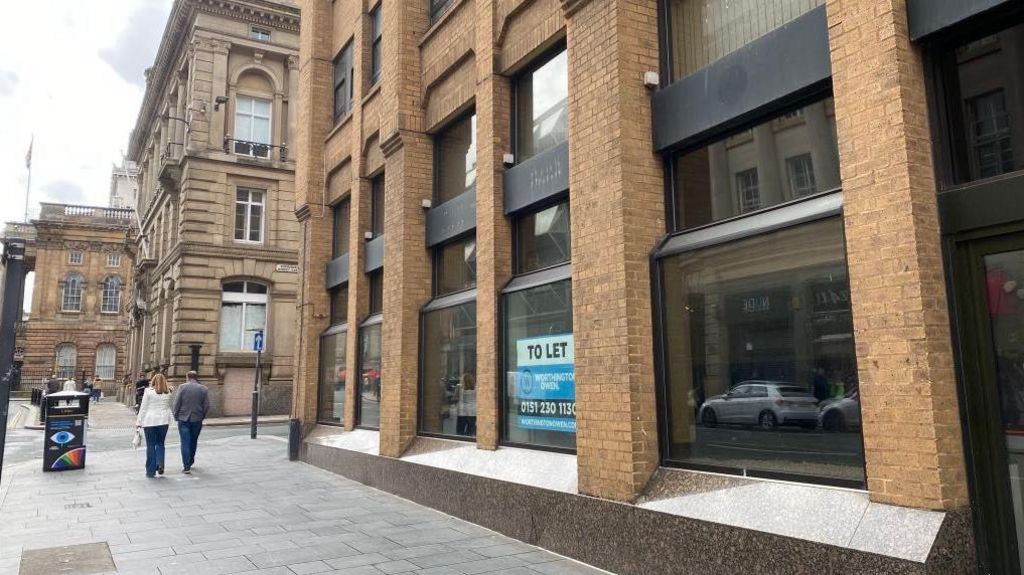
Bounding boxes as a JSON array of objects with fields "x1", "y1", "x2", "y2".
[
  {"x1": 92, "y1": 376, "x2": 103, "y2": 402},
  {"x1": 172, "y1": 370, "x2": 209, "y2": 474},
  {"x1": 83, "y1": 378, "x2": 94, "y2": 401},
  {"x1": 62, "y1": 378, "x2": 77, "y2": 392},
  {"x1": 136, "y1": 373, "x2": 174, "y2": 478},
  {"x1": 134, "y1": 371, "x2": 150, "y2": 413}
]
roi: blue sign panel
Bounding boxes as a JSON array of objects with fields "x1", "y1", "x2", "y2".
[
  {"x1": 514, "y1": 334, "x2": 575, "y2": 433},
  {"x1": 253, "y1": 330, "x2": 264, "y2": 352}
]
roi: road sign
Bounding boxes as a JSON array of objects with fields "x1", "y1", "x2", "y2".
[{"x1": 253, "y1": 330, "x2": 264, "y2": 352}]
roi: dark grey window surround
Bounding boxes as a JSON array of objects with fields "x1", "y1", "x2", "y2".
[
  {"x1": 365, "y1": 235, "x2": 384, "y2": 273},
  {"x1": 322, "y1": 322, "x2": 348, "y2": 337},
  {"x1": 360, "y1": 313, "x2": 383, "y2": 328},
  {"x1": 908, "y1": 0, "x2": 1016, "y2": 41},
  {"x1": 326, "y1": 253, "x2": 349, "y2": 289},
  {"x1": 423, "y1": 287, "x2": 477, "y2": 313},
  {"x1": 652, "y1": 5, "x2": 832, "y2": 153},
  {"x1": 501, "y1": 262, "x2": 571, "y2": 295},
  {"x1": 939, "y1": 172, "x2": 1024, "y2": 234},
  {"x1": 654, "y1": 191, "x2": 843, "y2": 259},
  {"x1": 503, "y1": 141, "x2": 569, "y2": 215},
  {"x1": 426, "y1": 189, "x2": 476, "y2": 247}
]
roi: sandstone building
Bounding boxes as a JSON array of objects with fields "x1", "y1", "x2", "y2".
[
  {"x1": 5, "y1": 204, "x2": 134, "y2": 394},
  {"x1": 125, "y1": 0, "x2": 301, "y2": 416},
  {"x1": 288, "y1": 0, "x2": 1024, "y2": 572}
]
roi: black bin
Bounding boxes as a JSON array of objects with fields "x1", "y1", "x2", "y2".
[{"x1": 43, "y1": 391, "x2": 90, "y2": 472}]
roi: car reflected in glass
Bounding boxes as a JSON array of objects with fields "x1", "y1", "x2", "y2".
[
  {"x1": 817, "y1": 390, "x2": 861, "y2": 432},
  {"x1": 698, "y1": 381, "x2": 819, "y2": 430}
]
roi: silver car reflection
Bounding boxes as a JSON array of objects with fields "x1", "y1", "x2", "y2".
[
  {"x1": 817, "y1": 390, "x2": 861, "y2": 432},
  {"x1": 699, "y1": 381, "x2": 819, "y2": 430}
]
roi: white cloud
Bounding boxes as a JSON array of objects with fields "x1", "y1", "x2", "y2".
[{"x1": 0, "y1": 0, "x2": 173, "y2": 225}]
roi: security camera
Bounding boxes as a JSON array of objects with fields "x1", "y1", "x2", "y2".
[{"x1": 214, "y1": 95, "x2": 229, "y2": 111}]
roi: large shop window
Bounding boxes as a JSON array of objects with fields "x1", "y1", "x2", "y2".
[
  {"x1": 421, "y1": 301, "x2": 477, "y2": 438},
  {"x1": 672, "y1": 98, "x2": 840, "y2": 230},
  {"x1": 665, "y1": 0, "x2": 825, "y2": 81},
  {"x1": 219, "y1": 281, "x2": 268, "y2": 352},
  {"x1": 935, "y1": 21, "x2": 1024, "y2": 185},
  {"x1": 659, "y1": 217, "x2": 865, "y2": 485},
  {"x1": 319, "y1": 325, "x2": 347, "y2": 425},
  {"x1": 358, "y1": 321, "x2": 382, "y2": 429},
  {"x1": 503, "y1": 199, "x2": 575, "y2": 450},
  {"x1": 435, "y1": 112, "x2": 477, "y2": 205},
  {"x1": 503, "y1": 279, "x2": 574, "y2": 450},
  {"x1": 515, "y1": 47, "x2": 568, "y2": 162}
]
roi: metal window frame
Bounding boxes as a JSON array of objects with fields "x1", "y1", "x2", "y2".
[
  {"x1": 316, "y1": 325, "x2": 349, "y2": 426},
  {"x1": 333, "y1": 40, "x2": 355, "y2": 122},
  {"x1": 356, "y1": 314, "x2": 383, "y2": 430},
  {"x1": 510, "y1": 40, "x2": 568, "y2": 162},
  {"x1": 417, "y1": 291, "x2": 478, "y2": 441},
  {"x1": 432, "y1": 108, "x2": 478, "y2": 206}
]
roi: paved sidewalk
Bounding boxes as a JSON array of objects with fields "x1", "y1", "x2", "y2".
[
  {"x1": 0, "y1": 435, "x2": 607, "y2": 575},
  {"x1": 21, "y1": 401, "x2": 290, "y2": 430}
]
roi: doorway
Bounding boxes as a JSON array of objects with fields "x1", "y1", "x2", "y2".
[{"x1": 952, "y1": 229, "x2": 1024, "y2": 574}]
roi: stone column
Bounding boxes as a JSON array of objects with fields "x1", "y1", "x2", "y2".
[
  {"x1": 827, "y1": 0, "x2": 968, "y2": 510},
  {"x1": 287, "y1": 55, "x2": 299, "y2": 154},
  {"x1": 562, "y1": 0, "x2": 665, "y2": 502},
  {"x1": 291, "y1": 0, "x2": 336, "y2": 427},
  {"x1": 473, "y1": 0, "x2": 512, "y2": 451}
]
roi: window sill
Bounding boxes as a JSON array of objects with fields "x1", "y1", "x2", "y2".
[
  {"x1": 326, "y1": 110, "x2": 355, "y2": 141},
  {"x1": 215, "y1": 352, "x2": 274, "y2": 367},
  {"x1": 362, "y1": 82, "x2": 381, "y2": 105},
  {"x1": 421, "y1": 0, "x2": 467, "y2": 46}
]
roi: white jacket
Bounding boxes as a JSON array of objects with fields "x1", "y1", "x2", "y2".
[{"x1": 136, "y1": 388, "x2": 174, "y2": 427}]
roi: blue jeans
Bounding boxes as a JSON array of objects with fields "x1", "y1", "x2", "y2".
[
  {"x1": 143, "y1": 425, "x2": 168, "y2": 476},
  {"x1": 177, "y1": 420, "x2": 203, "y2": 469}
]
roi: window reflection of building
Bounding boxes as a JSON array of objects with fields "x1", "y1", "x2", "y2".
[
  {"x1": 674, "y1": 98, "x2": 841, "y2": 229},
  {"x1": 949, "y1": 23, "x2": 1024, "y2": 183},
  {"x1": 661, "y1": 217, "x2": 862, "y2": 483}
]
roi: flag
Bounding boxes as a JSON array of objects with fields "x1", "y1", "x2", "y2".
[{"x1": 25, "y1": 136, "x2": 32, "y2": 169}]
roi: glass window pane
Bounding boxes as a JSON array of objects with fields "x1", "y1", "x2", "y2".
[
  {"x1": 938, "y1": 24, "x2": 1024, "y2": 185},
  {"x1": 244, "y1": 303, "x2": 267, "y2": 346},
  {"x1": 234, "y1": 202, "x2": 247, "y2": 240},
  {"x1": 516, "y1": 49, "x2": 568, "y2": 161},
  {"x1": 503, "y1": 279, "x2": 575, "y2": 450},
  {"x1": 435, "y1": 113, "x2": 477, "y2": 204},
  {"x1": 667, "y1": 0, "x2": 825, "y2": 81},
  {"x1": 515, "y1": 202, "x2": 571, "y2": 273},
  {"x1": 319, "y1": 331, "x2": 347, "y2": 424},
  {"x1": 673, "y1": 98, "x2": 840, "y2": 230},
  {"x1": 249, "y1": 204, "x2": 263, "y2": 242},
  {"x1": 333, "y1": 199, "x2": 350, "y2": 257},
  {"x1": 254, "y1": 99, "x2": 271, "y2": 117},
  {"x1": 219, "y1": 302, "x2": 243, "y2": 351},
  {"x1": 359, "y1": 324, "x2": 382, "y2": 428},
  {"x1": 95, "y1": 345, "x2": 116, "y2": 380},
  {"x1": 247, "y1": 282, "x2": 268, "y2": 295},
  {"x1": 253, "y1": 117, "x2": 271, "y2": 145},
  {"x1": 659, "y1": 217, "x2": 864, "y2": 484},
  {"x1": 421, "y1": 302, "x2": 477, "y2": 437},
  {"x1": 224, "y1": 282, "x2": 245, "y2": 293},
  {"x1": 371, "y1": 175, "x2": 385, "y2": 237},
  {"x1": 435, "y1": 237, "x2": 476, "y2": 295},
  {"x1": 369, "y1": 271, "x2": 383, "y2": 314},
  {"x1": 331, "y1": 285, "x2": 348, "y2": 325}
]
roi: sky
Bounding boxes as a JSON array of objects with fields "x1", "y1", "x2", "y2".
[{"x1": 0, "y1": 0, "x2": 173, "y2": 224}]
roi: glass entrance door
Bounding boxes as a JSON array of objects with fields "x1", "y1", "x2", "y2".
[{"x1": 955, "y1": 232, "x2": 1024, "y2": 574}]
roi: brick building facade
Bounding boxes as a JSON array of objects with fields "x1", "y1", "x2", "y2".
[
  {"x1": 291, "y1": 0, "x2": 1024, "y2": 572},
  {"x1": 124, "y1": 0, "x2": 301, "y2": 416},
  {"x1": 13, "y1": 204, "x2": 134, "y2": 394}
]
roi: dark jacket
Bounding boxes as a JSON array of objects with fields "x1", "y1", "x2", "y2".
[{"x1": 173, "y1": 380, "x2": 210, "y2": 423}]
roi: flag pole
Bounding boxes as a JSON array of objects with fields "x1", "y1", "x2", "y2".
[{"x1": 23, "y1": 136, "x2": 33, "y2": 223}]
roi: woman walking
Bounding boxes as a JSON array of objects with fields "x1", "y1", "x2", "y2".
[{"x1": 136, "y1": 373, "x2": 174, "y2": 478}]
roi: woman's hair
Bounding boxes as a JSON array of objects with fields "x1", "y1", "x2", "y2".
[
  {"x1": 150, "y1": 373, "x2": 172, "y2": 395},
  {"x1": 462, "y1": 372, "x2": 476, "y2": 390}
]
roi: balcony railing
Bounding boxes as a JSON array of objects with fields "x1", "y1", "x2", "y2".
[
  {"x1": 224, "y1": 137, "x2": 288, "y2": 162},
  {"x1": 38, "y1": 203, "x2": 135, "y2": 225}
]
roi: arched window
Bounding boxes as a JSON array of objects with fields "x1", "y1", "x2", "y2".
[
  {"x1": 95, "y1": 344, "x2": 116, "y2": 380},
  {"x1": 55, "y1": 344, "x2": 76, "y2": 379},
  {"x1": 62, "y1": 274, "x2": 84, "y2": 312},
  {"x1": 101, "y1": 276, "x2": 122, "y2": 313},
  {"x1": 219, "y1": 281, "x2": 268, "y2": 351}
]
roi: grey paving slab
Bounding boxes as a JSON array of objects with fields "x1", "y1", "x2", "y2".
[{"x1": 0, "y1": 433, "x2": 607, "y2": 575}]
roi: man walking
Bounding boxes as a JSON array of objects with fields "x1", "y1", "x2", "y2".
[{"x1": 172, "y1": 371, "x2": 209, "y2": 474}]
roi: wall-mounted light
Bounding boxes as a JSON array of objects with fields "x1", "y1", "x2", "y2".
[{"x1": 213, "y1": 96, "x2": 229, "y2": 111}]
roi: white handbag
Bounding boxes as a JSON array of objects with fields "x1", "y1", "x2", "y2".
[{"x1": 132, "y1": 428, "x2": 142, "y2": 449}]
